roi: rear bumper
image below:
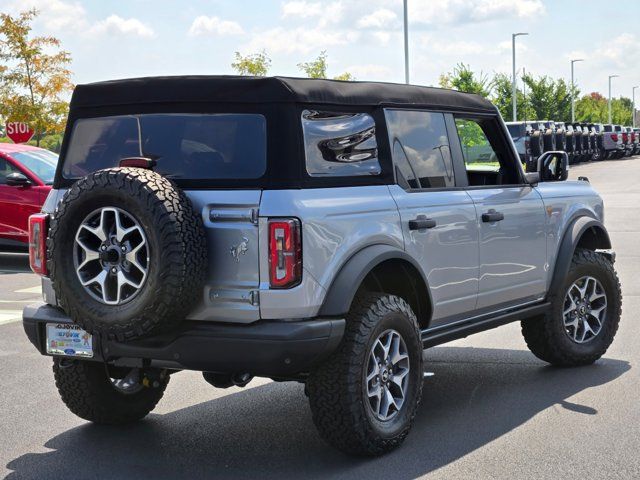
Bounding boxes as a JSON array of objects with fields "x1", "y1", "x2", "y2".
[{"x1": 23, "y1": 303, "x2": 345, "y2": 378}]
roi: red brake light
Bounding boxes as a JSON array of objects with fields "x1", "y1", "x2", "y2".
[
  {"x1": 28, "y1": 214, "x2": 49, "y2": 276},
  {"x1": 268, "y1": 218, "x2": 301, "y2": 289},
  {"x1": 611, "y1": 133, "x2": 618, "y2": 142}
]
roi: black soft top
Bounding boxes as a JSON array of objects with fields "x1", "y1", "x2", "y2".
[{"x1": 70, "y1": 75, "x2": 496, "y2": 113}]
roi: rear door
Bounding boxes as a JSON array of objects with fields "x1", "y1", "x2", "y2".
[
  {"x1": 452, "y1": 116, "x2": 548, "y2": 311},
  {"x1": 385, "y1": 109, "x2": 479, "y2": 325}
]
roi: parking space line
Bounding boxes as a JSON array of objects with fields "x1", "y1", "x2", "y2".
[
  {"x1": 0, "y1": 310, "x2": 23, "y2": 325},
  {"x1": 14, "y1": 286, "x2": 41, "y2": 294}
]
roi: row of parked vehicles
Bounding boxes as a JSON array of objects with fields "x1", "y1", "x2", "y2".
[{"x1": 506, "y1": 121, "x2": 640, "y2": 171}]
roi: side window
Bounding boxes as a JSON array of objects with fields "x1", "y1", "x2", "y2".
[
  {"x1": 385, "y1": 110, "x2": 455, "y2": 189},
  {"x1": 454, "y1": 117, "x2": 520, "y2": 186},
  {"x1": 0, "y1": 158, "x2": 19, "y2": 185},
  {"x1": 301, "y1": 110, "x2": 381, "y2": 177}
]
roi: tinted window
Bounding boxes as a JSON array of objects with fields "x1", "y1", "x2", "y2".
[
  {"x1": 11, "y1": 150, "x2": 58, "y2": 184},
  {"x1": 506, "y1": 124, "x2": 524, "y2": 137},
  {"x1": 385, "y1": 110, "x2": 455, "y2": 189},
  {"x1": 302, "y1": 110, "x2": 380, "y2": 177},
  {"x1": 455, "y1": 119, "x2": 499, "y2": 167},
  {"x1": 62, "y1": 114, "x2": 266, "y2": 180},
  {"x1": 0, "y1": 158, "x2": 19, "y2": 184}
]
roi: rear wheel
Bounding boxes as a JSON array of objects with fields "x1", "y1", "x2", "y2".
[
  {"x1": 53, "y1": 358, "x2": 169, "y2": 424},
  {"x1": 307, "y1": 293, "x2": 423, "y2": 456},
  {"x1": 521, "y1": 249, "x2": 621, "y2": 366}
]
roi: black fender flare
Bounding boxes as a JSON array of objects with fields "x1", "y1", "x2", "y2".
[
  {"x1": 548, "y1": 216, "x2": 611, "y2": 297},
  {"x1": 318, "y1": 244, "x2": 432, "y2": 317}
]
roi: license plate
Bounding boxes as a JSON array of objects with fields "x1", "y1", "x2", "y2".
[{"x1": 46, "y1": 323, "x2": 93, "y2": 358}]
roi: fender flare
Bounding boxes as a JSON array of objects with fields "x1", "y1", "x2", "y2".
[
  {"x1": 548, "y1": 216, "x2": 611, "y2": 297},
  {"x1": 318, "y1": 244, "x2": 432, "y2": 317}
]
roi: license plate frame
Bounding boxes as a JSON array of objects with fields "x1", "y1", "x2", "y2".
[{"x1": 46, "y1": 323, "x2": 94, "y2": 358}]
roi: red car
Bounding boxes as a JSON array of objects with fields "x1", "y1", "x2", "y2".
[{"x1": 0, "y1": 143, "x2": 57, "y2": 251}]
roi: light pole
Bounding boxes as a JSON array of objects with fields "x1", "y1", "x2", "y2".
[
  {"x1": 570, "y1": 59, "x2": 583, "y2": 123},
  {"x1": 512, "y1": 32, "x2": 528, "y2": 121},
  {"x1": 608, "y1": 75, "x2": 619, "y2": 124},
  {"x1": 633, "y1": 86, "x2": 638, "y2": 128},
  {"x1": 403, "y1": 0, "x2": 409, "y2": 84}
]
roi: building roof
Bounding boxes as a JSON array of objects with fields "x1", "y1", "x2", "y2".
[{"x1": 70, "y1": 75, "x2": 496, "y2": 113}]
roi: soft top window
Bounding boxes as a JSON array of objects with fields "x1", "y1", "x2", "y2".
[
  {"x1": 62, "y1": 114, "x2": 266, "y2": 180},
  {"x1": 301, "y1": 110, "x2": 381, "y2": 177}
]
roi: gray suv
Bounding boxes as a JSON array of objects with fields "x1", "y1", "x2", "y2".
[{"x1": 22, "y1": 76, "x2": 622, "y2": 456}]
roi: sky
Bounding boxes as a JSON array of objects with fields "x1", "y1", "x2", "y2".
[{"x1": 3, "y1": 0, "x2": 640, "y2": 101}]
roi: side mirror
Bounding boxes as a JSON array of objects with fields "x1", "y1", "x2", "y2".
[
  {"x1": 537, "y1": 151, "x2": 569, "y2": 182},
  {"x1": 5, "y1": 172, "x2": 31, "y2": 187}
]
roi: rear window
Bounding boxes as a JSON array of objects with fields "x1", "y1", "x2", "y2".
[
  {"x1": 62, "y1": 114, "x2": 266, "y2": 180},
  {"x1": 506, "y1": 124, "x2": 524, "y2": 137}
]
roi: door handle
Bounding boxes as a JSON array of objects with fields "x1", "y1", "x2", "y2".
[
  {"x1": 482, "y1": 210, "x2": 505, "y2": 223},
  {"x1": 409, "y1": 215, "x2": 437, "y2": 231}
]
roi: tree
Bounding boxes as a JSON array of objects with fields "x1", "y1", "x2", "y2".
[
  {"x1": 297, "y1": 51, "x2": 353, "y2": 80},
  {"x1": 522, "y1": 74, "x2": 574, "y2": 122},
  {"x1": 231, "y1": 51, "x2": 271, "y2": 76},
  {"x1": 438, "y1": 63, "x2": 491, "y2": 97},
  {"x1": 0, "y1": 9, "x2": 73, "y2": 146},
  {"x1": 491, "y1": 72, "x2": 534, "y2": 121}
]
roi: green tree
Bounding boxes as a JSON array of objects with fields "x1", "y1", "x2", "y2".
[
  {"x1": 439, "y1": 63, "x2": 491, "y2": 97},
  {"x1": 574, "y1": 92, "x2": 632, "y2": 124},
  {"x1": 0, "y1": 9, "x2": 73, "y2": 146},
  {"x1": 297, "y1": 51, "x2": 353, "y2": 80},
  {"x1": 522, "y1": 74, "x2": 574, "y2": 122},
  {"x1": 231, "y1": 51, "x2": 271, "y2": 76},
  {"x1": 491, "y1": 72, "x2": 534, "y2": 121}
]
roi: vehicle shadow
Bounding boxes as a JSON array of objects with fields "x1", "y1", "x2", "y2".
[
  {"x1": 0, "y1": 253, "x2": 31, "y2": 274},
  {"x1": 5, "y1": 347, "x2": 630, "y2": 480}
]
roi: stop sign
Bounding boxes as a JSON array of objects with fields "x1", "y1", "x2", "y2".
[{"x1": 6, "y1": 122, "x2": 34, "y2": 144}]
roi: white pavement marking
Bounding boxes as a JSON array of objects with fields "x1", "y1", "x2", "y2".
[
  {"x1": 0, "y1": 310, "x2": 23, "y2": 325},
  {"x1": 15, "y1": 286, "x2": 41, "y2": 294}
]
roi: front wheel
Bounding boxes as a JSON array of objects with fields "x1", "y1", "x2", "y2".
[
  {"x1": 521, "y1": 249, "x2": 621, "y2": 366},
  {"x1": 307, "y1": 294, "x2": 424, "y2": 456},
  {"x1": 53, "y1": 358, "x2": 169, "y2": 424}
]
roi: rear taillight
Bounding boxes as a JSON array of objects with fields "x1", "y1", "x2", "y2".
[
  {"x1": 268, "y1": 218, "x2": 301, "y2": 289},
  {"x1": 28, "y1": 214, "x2": 49, "y2": 276},
  {"x1": 611, "y1": 133, "x2": 618, "y2": 142},
  {"x1": 622, "y1": 133, "x2": 629, "y2": 143}
]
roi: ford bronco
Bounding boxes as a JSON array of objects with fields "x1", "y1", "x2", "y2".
[{"x1": 23, "y1": 76, "x2": 621, "y2": 456}]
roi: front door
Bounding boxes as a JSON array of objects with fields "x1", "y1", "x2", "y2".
[
  {"x1": 453, "y1": 117, "x2": 547, "y2": 311},
  {"x1": 385, "y1": 109, "x2": 479, "y2": 325}
]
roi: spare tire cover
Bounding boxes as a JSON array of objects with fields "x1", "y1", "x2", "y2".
[{"x1": 48, "y1": 167, "x2": 207, "y2": 341}]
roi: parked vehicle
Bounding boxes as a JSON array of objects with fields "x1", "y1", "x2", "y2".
[
  {"x1": 543, "y1": 121, "x2": 567, "y2": 152},
  {"x1": 505, "y1": 121, "x2": 543, "y2": 171},
  {"x1": 589, "y1": 123, "x2": 606, "y2": 161},
  {"x1": 579, "y1": 123, "x2": 598, "y2": 161},
  {"x1": 634, "y1": 128, "x2": 640, "y2": 155},
  {"x1": 562, "y1": 123, "x2": 580, "y2": 164},
  {"x1": 23, "y1": 76, "x2": 621, "y2": 456},
  {"x1": 0, "y1": 144, "x2": 57, "y2": 251},
  {"x1": 602, "y1": 124, "x2": 625, "y2": 159},
  {"x1": 624, "y1": 127, "x2": 638, "y2": 155},
  {"x1": 572, "y1": 124, "x2": 592, "y2": 162},
  {"x1": 532, "y1": 120, "x2": 556, "y2": 152}
]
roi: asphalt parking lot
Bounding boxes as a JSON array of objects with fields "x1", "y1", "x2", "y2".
[{"x1": 1, "y1": 158, "x2": 639, "y2": 480}]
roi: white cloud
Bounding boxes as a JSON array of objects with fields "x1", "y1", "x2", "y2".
[
  {"x1": 6, "y1": 0, "x2": 87, "y2": 31},
  {"x1": 373, "y1": 31, "x2": 392, "y2": 46},
  {"x1": 188, "y1": 16, "x2": 244, "y2": 37},
  {"x1": 356, "y1": 8, "x2": 397, "y2": 29},
  {"x1": 346, "y1": 64, "x2": 393, "y2": 80},
  {"x1": 281, "y1": 1, "x2": 344, "y2": 26},
  {"x1": 90, "y1": 15, "x2": 155, "y2": 38},
  {"x1": 243, "y1": 26, "x2": 358, "y2": 55},
  {"x1": 411, "y1": 0, "x2": 545, "y2": 25}
]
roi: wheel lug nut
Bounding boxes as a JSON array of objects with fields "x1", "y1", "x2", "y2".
[
  {"x1": 111, "y1": 267, "x2": 117, "y2": 274},
  {"x1": 101, "y1": 245, "x2": 107, "y2": 251}
]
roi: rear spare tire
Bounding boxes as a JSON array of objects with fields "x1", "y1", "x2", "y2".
[{"x1": 48, "y1": 167, "x2": 207, "y2": 341}]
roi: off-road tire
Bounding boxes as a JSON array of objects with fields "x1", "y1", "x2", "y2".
[
  {"x1": 53, "y1": 358, "x2": 169, "y2": 424},
  {"x1": 543, "y1": 129, "x2": 556, "y2": 152},
  {"x1": 530, "y1": 131, "x2": 544, "y2": 157},
  {"x1": 521, "y1": 249, "x2": 621, "y2": 366},
  {"x1": 307, "y1": 293, "x2": 423, "y2": 456},
  {"x1": 48, "y1": 167, "x2": 207, "y2": 341}
]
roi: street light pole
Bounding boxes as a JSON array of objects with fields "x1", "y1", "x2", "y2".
[
  {"x1": 512, "y1": 32, "x2": 528, "y2": 122},
  {"x1": 570, "y1": 59, "x2": 584, "y2": 123},
  {"x1": 633, "y1": 86, "x2": 638, "y2": 128},
  {"x1": 608, "y1": 75, "x2": 619, "y2": 124},
  {"x1": 403, "y1": 0, "x2": 409, "y2": 84}
]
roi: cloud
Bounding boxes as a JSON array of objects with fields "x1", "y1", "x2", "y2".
[
  {"x1": 356, "y1": 8, "x2": 397, "y2": 29},
  {"x1": 5, "y1": 0, "x2": 87, "y2": 31},
  {"x1": 243, "y1": 26, "x2": 359, "y2": 55},
  {"x1": 90, "y1": 15, "x2": 155, "y2": 38},
  {"x1": 346, "y1": 64, "x2": 393, "y2": 80},
  {"x1": 188, "y1": 16, "x2": 244, "y2": 37},
  {"x1": 281, "y1": 1, "x2": 344, "y2": 26},
  {"x1": 411, "y1": 0, "x2": 545, "y2": 25}
]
